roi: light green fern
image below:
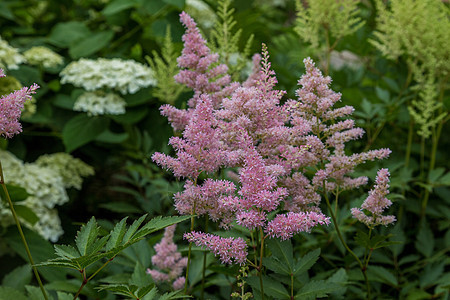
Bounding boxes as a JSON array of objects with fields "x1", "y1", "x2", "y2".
[
  {"x1": 209, "y1": 0, "x2": 254, "y2": 81},
  {"x1": 145, "y1": 27, "x2": 188, "y2": 105},
  {"x1": 294, "y1": 0, "x2": 364, "y2": 52},
  {"x1": 371, "y1": 0, "x2": 450, "y2": 138}
]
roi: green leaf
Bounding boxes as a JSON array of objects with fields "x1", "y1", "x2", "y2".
[
  {"x1": 62, "y1": 114, "x2": 109, "y2": 152},
  {"x1": 95, "y1": 130, "x2": 129, "y2": 143},
  {"x1": 69, "y1": 31, "x2": 115, "y2": 59},
  {"x1": 129, "y1": 263, "x2": 153, "y2": 287},
  {"x1": 110, "y1": 108, "x2": 149, "y2": 124},
  {"x1": 247, "y1": 276, "x2": 289, "y2": 298},
  {"x1": 438, "y1": 172, "x2": 450, "y2": 186},
  {"x1": 75, "y1": 217, "x2": 100, "y2": 256},
  {"x1": 0, "y1": 286, "x2": 27, "y2": 300},
  {"x1": 326, "y1": 268, "x2": 348, "y2": 297},
  {"x1": 100, "y1": 202, "x2": 142, "y2": 214},
  {"x1": 262, "y1": 257, "x2": 290, "y2": 275},
  {"x1": 56, "y1": 291, "x2": 76, "y2": 300},
  {"x1": 54, "y1": 245, "x2": 80, "y2": 259},
  {"x1": 415, "y1": 222, "x2": 434, "y2": 257},
  {"x1": 266, "y1": 239, "x2": 293, "y2": 273},
  {"x1": 123, "y1": 214, "x2": 148, "y2": 242},
  {"x1": 295, "y1": 280, "x2": 341, "y2": 299},
  {"x1": 428, "y1": 168, "x2": 445, "y2": 184},
  {"x1": 14, "y1": 205, "x2": 39, "y2": 225},
  {"x1": 102, "y1": 0, "x2": 138, "y2": 15},
  {"x1": 367, "y1": 266, "x2": 398, "y2": 287},
  {"x1": 105, "y1": 217, "x2": 129, "y2": 251},
  {"x1": 52, "y1": 94, "x2": 75, "y2": 110},
  {"x1": 293, "y1": 248, "x2": 320, "y2": 276},
  {"x1": 354, "y1": 230, "x2": 370, "y2": 248},
  {"x1": 419, "y1": 261, "x2": 445, "y2": 289},
  {"x1": 0, "y1": 184, "x2": 30, "y2": 202},
  {"x1": 162, "y1": 0, "x2": 184, "y2": 9},
  {"x1": 375, "y1": 87, "x2": 390, "y2": 103},
  {"x1": 0, "y1": 2, "x2": 14, "y2": 20},
  {"x1": 48, "y1": 21, "x2": 91, "y2": 48},
  {"x1": 1, "y1": 265, "x2": 32, "y2": 292}
]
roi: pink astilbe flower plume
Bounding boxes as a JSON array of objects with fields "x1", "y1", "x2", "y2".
[
  {"x1": 0, "y1": 69, "x2": 39, "y2": 138},
  {"x1": 351, "y1": 168, "x2": 396, "y2": 227},
  {"x1": 152, "y1": 94, "x2": 229, "y2": 179},
  {"x1": 162, "y1": 12, "x2": 238, "y2": 132},
  {"x1": 266, "y1": 211, "x2": 330, "y2": 241},
  {"x1": 184, "y1": 231, "x2": 248, "y2": 265},
  {"x1": 146, "y1": 225, "x2": 187, "y2": 290}
]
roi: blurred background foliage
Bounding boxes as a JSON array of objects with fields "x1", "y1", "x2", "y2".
[{"x1": 0, "y1": 0, "x2": 448, "y2": 299}]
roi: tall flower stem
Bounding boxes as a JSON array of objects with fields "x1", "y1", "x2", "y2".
[
  {"x1": 258, "y1": 226, "x2": 265, "y2": 300},
  {"x1": 201, "y1": 217, "x2": 209, "y2": 300},
  {"x1": 0, "y1": 161, "x2": 48, "y2": 300},
  {"x1": 323, "y1": 184, "x2": 371, "y2": 299},
  {"x1": 184, "y1": 212, "x2": 196, "y2": 294}
]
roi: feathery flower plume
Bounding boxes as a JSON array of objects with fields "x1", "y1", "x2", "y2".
[
  {"x1": 351, "y1": 168, "x2": 396, "y2": 227},
  {"x1": 147, "y1": 225, "x2": 187, "y2": 290},
  {"x1": 184, "y1": 231, "x2": 248, "y2": 265},
  {"x1": 0, "y1": 69, "x2": 39, "y2": 138}
]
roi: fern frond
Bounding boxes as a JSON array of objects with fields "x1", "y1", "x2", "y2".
[{"x1": 146, "y1": 26, "x2": 187, "y2": 104}]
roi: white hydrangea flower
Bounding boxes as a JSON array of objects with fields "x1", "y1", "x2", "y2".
[
  {"x1": 60, "y1": 58, "x2": 157, "y2": 94},
  {"x1": 23, "y1": 46, "x2": 64, "y2": 68},
  {"x1": 74, "y1": 91, "x2": 126, "y2": 116},
  {"x1": 35, "y1": 153, "x2": 95, "y2": 189},
  {"x1": 186, "y1": 0, "x2": 217, "y2": 29},
  {"x1": 0, "y1": 36, "x2": 26, "y2": 70},
  {"x1": 0, "y1": 150, "x2": 94, "y2": 242}
]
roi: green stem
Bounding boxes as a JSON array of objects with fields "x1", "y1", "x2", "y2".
[
  {"x1": 184, "y1": 213, "x2": 195, "y2": 294},
  {"x1": 201, "y1": 217, "x2": 209, "y2": 300},
  {"x1": 73, "y1": 269, "x2": 87, "y2": 300},
  {"x1": 258, "y1": 226, "x2": 265, "y2": 300},
  {"x1": 0, "y1": 161, "x2": 48, "y2": 300},
  {"x1": 404, "y1": 120, "x2": 414, "y2": 170},
  {"x1": 323, "y1": 184, "x2": 370, "y2": 298},
  {"x1": 290, "y1": 271, "x2": 294, "y2": 299}
]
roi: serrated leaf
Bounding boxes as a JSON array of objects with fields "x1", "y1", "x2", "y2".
[
  {"x1": 438, "y1": 172, "x2": 450, "y2": 186},
  {"x1": 415, "y1": 223, "x2": 434, "y2": 257},
  {"x1": 134, "y1": 215, "x2": 192, "y2": 241},
  {"x1": 293, "y1": 248, "x2": 320, "y2": 276},
  {"x1": 326, "y1": 268, "x2": 348, "y2": 297},
  {"x1": 367, "y1": 265, "x2": 398, "y2": 287},
  {"x1": 262, "y1": 257, "x2": 290, "y2": 275},
  {"x1": 0, "y1": 286, "x2": 27, "y2": 300},
  {"x1": 54, "y1": 245, "x2": 80, "y2": 259},
  {"x1": 123, "y1": 214, "x2": 148, "y2": 242},
  {"x1": 1, "y1": 265, "x2": 31, "y2": 292},
  {"x1": 354, "y1": 230, "x2": 370, "y2": 248},
  {"x1": 136, "y1": 285, "x2": 156, "y2": 298},
  {"x1": 129, "y1": 263, "x2": 153, "y2": 287},
  {"x1": 247, "y1": 276, "x2": 290, "y2": 298},
  {"x1": 105, "y1": 217, "x2": 128, "y2": 251},
  {"x1": 56, "y1": 291, "x2": 76, "y2": 300},
  {"x1": 295, "y1": 280, "x2": 341, "y2": 299},
  {"x1": 375, "y1": 87, "x2": 390, "y2": 103},
  {"x1": 75, "y1": 217, "x2": 99, "y2": 256},
  {"x1": 266, "y1": 239, "x2": 293, "y2": 273},
  {"x1": 96, "y1": 284, "x2": 134, "y2": 296}
]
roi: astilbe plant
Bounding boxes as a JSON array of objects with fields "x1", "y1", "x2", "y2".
[
  {"x1": 153, "y1": 12, "x2": 395, "y2": 298},
  {"x1": 147, "y1": 225, "x2": 188, "y2": 290}
]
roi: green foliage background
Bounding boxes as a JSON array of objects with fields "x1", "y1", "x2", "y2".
[{"x1": 0, "y1": 0, "x2": 448, "y2": 299}]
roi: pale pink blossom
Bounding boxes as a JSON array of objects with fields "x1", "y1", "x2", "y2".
[{"x1": 184, "y1": 231, "x2": 248, "y2": 265}]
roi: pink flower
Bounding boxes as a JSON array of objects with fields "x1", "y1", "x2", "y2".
[
  {"x1": 265, "y1": 211, "x2": 330, "y2": 240},
  {"x1": 0, "y1": 70, "x2": 39, "y2": 138},
  {"x1": 184, "y1": 231, "x2": 248, "y2": 265},
  {"x1": 351, "y1": 169, "x2": 396, "y2": 227},
  {"x1": 147, "y1": 225, "x2": 187, "y2": 287}
]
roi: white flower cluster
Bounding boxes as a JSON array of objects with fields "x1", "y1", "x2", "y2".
[
  {"x1": 35, "y1": 152, "x2": 95, "y2": 189},
  {"x1": 60, "y1": 58, "x2": 157, "y2": 94},
  {"x1": 73, "y1": 91, "x2": 126, "y2": 116},
  {"x1": 0, "y1": 151, "x2": 94, "y2": 242},
  {"x1": 0, "y1": 36, "x2": 26, "y2": 70},
  {"x1": 23, "y1": 46, "x2": 64, "y2": 69}
]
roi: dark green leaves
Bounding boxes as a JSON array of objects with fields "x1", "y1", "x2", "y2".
[
  {"x1": 38, "y1": 215, "x2": 191, "y2": 271},
  {"x1": 62, "y1": 114, "x2": 109, "y2": 152}
]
